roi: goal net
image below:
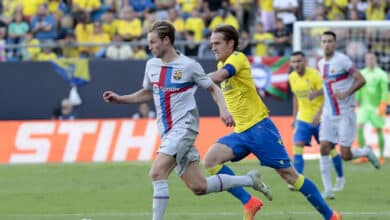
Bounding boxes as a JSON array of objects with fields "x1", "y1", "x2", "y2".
[{"x1": 293, "y1": 21, "x2": 390, "y2": 72}]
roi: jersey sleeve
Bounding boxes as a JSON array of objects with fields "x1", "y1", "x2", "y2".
[
  {"x1": 222, "y1": 52, "x2": 242, "y2": 78},
  {"x1": 312, "y1": 69, "x2": 323, "y2": 90},
  {"x1": 191, "y1": 61, "x2": 213, "y2": 89},
  {"x1": 142, "y1": 61, "x2": 152, "y2": 90},
  {"x1": 342, "y1": 55, "x2": 357, "y2": 75}
]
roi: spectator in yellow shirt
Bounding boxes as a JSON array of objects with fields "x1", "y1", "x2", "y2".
[
  {"x1": 88, "y1": 21, "x2": 110, "y2": 58},
  {"x1": 323, "y1": 0, "x2": 348, "y2": 20},
  {"x1": 74, "y1": 11, "x2": 93, "y2": 56},
  {"x1": 184, "y1": 10, "x2": 205, "y2": 42},
  {"x1": 22, "y1": 31, "x2": 41, "y2": 60},
  {"x1": 253, "y1": 22, "x2": 274, "y2": 57},
  {"x1": 366, "y1": 0, "x2": 386, "y2": 20},
  {"x1": 72, "y1": 0, "x2": 101, "y2": 14},
  {"x1": 101, "y1": 10, "x2": 117, "y2": 39},
  {"x1": 115, "y1": 7, "x2": 142, "y2": 41},
  {"x1": 208, "y1": 9, "x2": 239, "y2": 31},
  {"x1": 258, "y1": 0, "x2": 275, "y2": 32},
  {"x1": 20, "y1": 0, "x2": 47, "y2": 21},
  {"x1": 168, "y1": 8, "x2": 185, "y2": 40},
  {"x1": 36, "y1": 42, "x2": 58, "y2": 61}
]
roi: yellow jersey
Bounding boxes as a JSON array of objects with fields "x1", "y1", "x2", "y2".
[
  {"x1": 218, "y1": 51, "x2": 269, "y2": 133},
  {"x1": 288, "y1": 67, "x2": 323, "y2": 123}
]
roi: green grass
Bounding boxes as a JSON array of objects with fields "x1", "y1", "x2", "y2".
[{"x1": 0, "y1": 160, "x2": 389, "y2": 220}]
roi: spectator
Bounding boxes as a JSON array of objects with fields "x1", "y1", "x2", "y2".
[
  {"x1": 273, "y1": 0, "x2": 298, "y2": 33},
  {"x1": 48, "y1": 0, "x2": 70, "y2": 16},
  {"x1": 184, "y1": 30, "x2": 199, "y2": 57},
  {"x1": 74, "y1": 10, "x2": 93, "y2": 57},
  {"x1": 57, "y1": 15, "x2": 74, "y2": 40},
  {"x1": 115, "y1": 7, "x2": 142, "y2": 41},
  {"x1": 184, "y1": 10, "x2": 205, "y2": 42},
  {"x1": 21, "y1": 31, "x2": 41, "y2": 60},
  {"x1": 258, "y1": 0, "x2": 276, "y2": 32},
  {"x1": 154, "y1": 0, "x2": 175, "y2": 20},
  {"x1": 197, "y1": 30, "x2": 214, "y2": 59},
  {"x1": 2, "y1": 0, "x2": 20, "y2": 24},
  {"x1": 306, "y1": 4, "x2": 327, "y2": 21},
  {"x1": 30, "y1": 4, "x2": 57, "y2": 41},
  {"x1": 366, "y1": 0, "x2": 386, "y2": 20},
  {"x1": 106, "y1": 34, "x2": 133, "y2": 60},
  {"x1": 323, "y1": 0, "x2": 349, "y2": 20},
  {"x1": 132, "y1": 44, "x2": 147, "y2": 59},
  {"x1": 36, "y1": 42, "x2": 58, "y2": 61},
  {"x1": 131, "y1": 103, "x2": 156, "y2": 119},
  {"x1": 168, "y1": 8, "x2": 185, "y2": 40},
  {"x1": 348, "y1": 0, "x2": 367, "y2": 19},
  {"x1": 239, "y1": 30, "x2": 252, "y2": 56},
  {"x1": 20, "y1": 0, "x2": 43, "y2": 21},
  {"x1": 301, "y1": 0, "x2": 322, "y2": 20},
  {"x1": 59, "y1": 32, "x2": 80, "y2": 58},
  {"x1": 142, "y1": 11, "x2": 157, "y2": 37},
  {"x1": 253, "y1": 22, "x2": 274, "y2": 57},
  {"x1": 177, "y1": 0, "x2": 200, "y2": 19},
  {"x1": 208, "y1": 8, "x2": 239, "y2": 31},
  {"x1": 54, "y1": 98, "x2": 77, "y2": 120},
  {"x1": 272, "y1": 18, "x2": 292, "y2": 56},
  {"x1": 88, "y1": 21, "x2": 110, "y2": 58},
  {"x1": 7, "y1": 12, "x2": 29, "y2": 58},
  {"x1": 101, "y1": 10, "x2": 117, "y2": 40},
  {"x1": 72, "y1": 0, "x2": 101, "y2": 15},
  {"x1": 123, "y1": 0, "x2": 155, "y2": 18}
]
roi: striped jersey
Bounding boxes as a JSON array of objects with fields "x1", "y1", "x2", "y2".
[
  {"x1": 143, "y1": 54, "x2": 212, "y2": 134},
  {"x1": 318, "y1": 52, "x2": 357, "y2": 116}
]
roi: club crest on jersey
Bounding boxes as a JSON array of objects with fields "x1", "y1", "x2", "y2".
[{"x1": 173, "y1": 70, "x2": 183, "y2": 80}]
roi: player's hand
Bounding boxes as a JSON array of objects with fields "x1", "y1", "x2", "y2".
[
  {"x1": 334, "y1": 91, "x2": 349, "y2": 100},
  {"x1": 103, "y1": 91, "x2": 121, "y2": 104},
  {"x1": 220, "y1": 109, "x2": 235, "y2": 127}
]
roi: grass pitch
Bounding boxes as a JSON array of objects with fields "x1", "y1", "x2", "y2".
[{"x1": 0, "y1": 159, "x2": 389, "y2": 220}]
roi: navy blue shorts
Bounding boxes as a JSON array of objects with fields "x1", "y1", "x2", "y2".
[{"x1": 293, "y1": 120, "x2": 320, "y2": 146}]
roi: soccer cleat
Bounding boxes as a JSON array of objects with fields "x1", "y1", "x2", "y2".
[
  {"x1": 321, "y1": 191, "x2": 335, "y2": 200},
  {"x1": 243, "y1": 196, "x2": 263, "y2": 220},
  {"x1": 329, "y1": 211, "x2": 342, "y2": 220},
  {"x1": 352, "y1": 157, "x2": 368, "y2": 164},
  {"x1": 247, "y1": 170, "x2": 273, "y2": 201},
  {"x1": 332, "y1": 177, "x2": 345, "y2": 192},
  {"x1": 379, "y1": 157, "x2": 385, "y2": 165},
  {"x1": 366, "y1": 146, "x2": 381, "y2": 169}
]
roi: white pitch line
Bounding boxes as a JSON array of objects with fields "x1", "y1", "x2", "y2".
[{"x1": 2, "y1": 211, "x2": 390, "y2": 217}]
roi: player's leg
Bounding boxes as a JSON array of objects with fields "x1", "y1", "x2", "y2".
[
  {"x1": 204, "y1": 137, "x2": 267, "y2": 220},
  {"x1": 251, "y1": 118, "x2": 338, "y2": 220},
  {"x1": 149, "y1": 153, "x2": 177, "y2": 220},
  {"x1": 329, "y1": 145, "x2": 344, "y2": 192},
  {"x1": 371, "y1": 113, "x2": 386, "y2": 164},
  {"x1": 339, "y1": 112, "x2": 380, "y2": 169},
  {"x1": 292, "y1": 120, "x2": 313, "y2": 175},
  {"x1": 354, "y1": 108, "x2": 370, "y2": 164}
]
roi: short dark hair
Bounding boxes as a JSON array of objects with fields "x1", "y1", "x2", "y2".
[
  {"x1": 322, "y1": 31, "x2": 337, "y2": 41},
  {"x1": 291, "y1": 51, "x2": 305, "y2": 57},
  {"x1": 213, "y1": 25, "x2": 239, "y2": 50},
  {"x1": 149, "y1": 20, "x2": 176, "y2": 45}
]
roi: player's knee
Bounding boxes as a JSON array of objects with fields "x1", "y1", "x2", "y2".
[
  {"x1": 188, "y1": 180, "x2": 208, "y2": 195},
  {"x1": 149, "y1": 169, "x2": 163, "y2": 181}
]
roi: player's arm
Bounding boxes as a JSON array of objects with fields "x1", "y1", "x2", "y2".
[
  {"x1": 335, "y1": 70, "x2": 366, "y2": 100},
  {"x1": 208, "y1": 68, "x2": 230, "y2": 84},
  {"x1": 207, "y1": 83, "x2": 235, "y2": 127},
  {"x1": 292, "y1": 95, "x2": 298, "y2": 127},
  {"x1": 103, "y1": 88, "x2": 153, "y2": 104},
  {"x1": 377, "y1": 71, "x2": 388, "y2": 116}
]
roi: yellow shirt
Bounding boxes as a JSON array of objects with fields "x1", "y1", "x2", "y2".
[
  {"x1": 133, "y1": 49, "x2": 148, "y2": 59},
  {"x1": 73, "y1": 0, "x2": 101, "y2": 11},
  {"x1": 366, "y1": 1, "x2": 386, "y2": 20},
  {"x1": 253, "y1": 32, "x2": 273, "y2": 57},
  {"x1": 115, "y1": 19, "x2": 142, "y2": 39},
  {"x1": 209, "y1": 15, "x2": 239, "y2": 31},
  {"x1": 88, "y1": 33, "x2": 110, "y2": 53},
  {"x1": 172, "y1": 18, "x2": 185, "y2": 33},
  {"x1": 37, "y1": 52, "x2": 57, "y2": 61},
  {"x1": 21, "y1": 0, "x2": 47, "y2": 17},
  {"x1": 289, "y1": 67, "x2": 323, "y2": 123},
  {"x1": 102, "y1": 21, "x2": 117, "y2": 39},
  {"x1": 184, "y1": 17, "x2": 205, "y2": 42},
  {"x1": 75, "y1": 23, "x2": 93, "y2": 52},
  {"x1": 3, "y1": 0, "x2": 21, "y2": 19},
  {"x1": 324, "y1": 0, "x2": 348, "y2": 20},
  {"x1": 177, "y1": 0, "x2": 198, "y2": 13},
  {"x1": 218, "y1": 51, "x2": 269, "y2": 132},
  {"x1": 24, "y1": 39, "x2": 41, "y2": 60},
  {"x1": 258, "y1": 0, "x2": 273, "y2": 12}
]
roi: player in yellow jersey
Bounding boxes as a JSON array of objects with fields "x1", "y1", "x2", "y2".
[
  {"x1": 289, "y1": 51, "x2": 344, "y2": 193},
  {"x1": 203, "y1": 25, "x2": 341, "y2": 220}
]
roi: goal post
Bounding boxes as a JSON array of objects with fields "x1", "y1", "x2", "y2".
[{"x1": 293, "y1": 21, "x2": 390, "y2": 71}]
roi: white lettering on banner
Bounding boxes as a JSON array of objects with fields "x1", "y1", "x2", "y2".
[
  {"x1": 112, "y1": 121, "x2": 158, "y2": 161},
  {"x1": 93, "y1": 121, "x2": 116, "y2": 162},
  {"x1": 59, "y1": 122, "x2": 97, "y2": 162},
  {"x1": 10, "y1": 122, "x2": 55, "y2": 163}
]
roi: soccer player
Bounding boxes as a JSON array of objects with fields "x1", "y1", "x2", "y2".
[
  {"x1": 102, "y1": 21, "x2": 270, "y2": 220},
  {"x1": 317, "y1": 31, "x2": 380, "y2": 200},
  {"x1": 355, "y1": 53, "x2": 388, "y2": 165},
  {"x1": 288, "y1": 51, "x2": 344, "y2": 192},
  {"x1": 204, "y1": 25, "x2": 341, "y2": 220}
]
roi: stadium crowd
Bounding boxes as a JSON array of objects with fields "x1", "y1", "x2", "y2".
[{"x1": 0, "y1": 0, "x2": 389, "y2": 62}]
